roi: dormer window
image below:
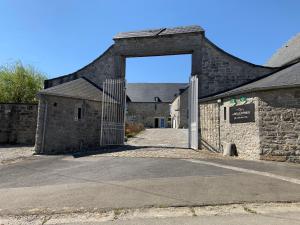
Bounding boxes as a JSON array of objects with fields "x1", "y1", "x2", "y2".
[{"x1": 154, "y1": 97, "x2": 160, "y2": 102}]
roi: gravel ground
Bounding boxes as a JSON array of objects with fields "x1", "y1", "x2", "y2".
[
  {"x1": 97, "y1": 147, "x2": 222, "y2": 159},
  {"x1": 0, "y1": 129, "x2": 225, "y2": 163},
  {"x1": 98, "y1": 128, "x2": 224, "y2": 159},
  {"x1": 1, "y1": 203, "x2": 299, "y2": 225},
  {"x1": 0, "y1": 145, "x2": 34, "y2": 165}
]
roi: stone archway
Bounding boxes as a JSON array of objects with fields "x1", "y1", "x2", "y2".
[
  {"x1": 45, "y1": 25, "x2": 274, "y2": 99},
  {"x1": 38, "y1": 25, "x2": 275, "y2": 153}
]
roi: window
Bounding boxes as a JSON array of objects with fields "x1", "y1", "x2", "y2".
[
  {"x1": 154, "y1": 104, "x2": 157, "y2": 111},
  {"x1": 224, "y1": 107, "x2": 227, "y2": 120},
  {"x1": 154, "y1": 97, "x2": 160, "y2": 102},
  {"x1": 78, "y1": 107, "x2": 82, "y2": 120},
  {"x1": 74, "y1": 105, "x2": 83, "y2": 121}
]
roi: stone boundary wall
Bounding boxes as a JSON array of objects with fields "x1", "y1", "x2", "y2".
[{"x1": 0, "y1": 103, "x2": 38, "y2": 145}]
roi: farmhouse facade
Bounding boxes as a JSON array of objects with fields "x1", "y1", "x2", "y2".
[{"x1": 126, "y1": 83, "x2": 187, "y2": 128}]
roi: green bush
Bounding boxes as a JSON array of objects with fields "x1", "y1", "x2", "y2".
[{"x1": 0, "y1": 61, "x2": 46, "y2": 103}]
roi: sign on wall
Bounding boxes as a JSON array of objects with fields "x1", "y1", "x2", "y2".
[{"x1": 229, "y1": 103, "x2": 255, "y2": 124}]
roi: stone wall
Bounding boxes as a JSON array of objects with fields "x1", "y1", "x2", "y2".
[
  {"x1": 199, "y1": 88, "x2": 300, "y2": 162},
  {"x1": 199, "y1": 94, "x2": 261, "y2": 160},
  {"x1": 199, "y1": 39, "x2": 274, "y2": 98},
  {"x1": 179, "y1": 89, "x2": 189, "y2": 128},
  {"x1": 199, "y1": 102, "x2": 220, "y2": 152},
  {"x1": 126, "y1": 102, "x2": 170, "y2": 128},
  {"x1": 0, "y1": 103, "x2": 38, "y2": 145},
  {"x1": 170, "y1": 96, "x2": 180, "y2": 128},
  {"x1": 44, "y1": 46, "x2": 118, "y2": 88},
  {"x1": 220, "y1": 95, "x2": 261, "y2": 160},
  {"x1": 258, "y1": 88, "x2": 300, "y2": 162},
  {"x1": 35, "y1": 95, "x2": 102, "y2": 154},
  {"x1": 170, "y1": 89, "x2": 189, "y2": 129}
]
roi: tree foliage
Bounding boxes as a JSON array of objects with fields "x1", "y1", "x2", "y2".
[{"x1": 0, "y1": 61, "x2": 46, "y2": 103}]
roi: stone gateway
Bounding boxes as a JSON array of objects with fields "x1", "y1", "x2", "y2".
[{"x1": 35, "y1": 25, "x2": 299, "y2": 163}]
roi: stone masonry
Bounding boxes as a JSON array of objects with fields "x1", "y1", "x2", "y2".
[
  {"x1": 35, "y1": 95, "x2": 102, "y2": 154},
  {"x1": 127, "y1": 102, "x2": 170, "y2": 128},
  {"x1": 170, "y1": 88, "x2": 189, "y2": 128},
  {"x1": 44, "y1": 26, "x2": 275, "y2": 100},
  {"x1": 199, "y1": 88, "x2": 300, "y2": 162},
  {"x1": 0, "y1": 103, "x2": 38, "y2": 145},
  {"x1": 200, "y1": 102, "x2": 221, "y2": 153},
  {"x1": 258, "y1": 88, "x2": 300, "y2": 162},
  {"x1": 39, "y1": 25, "x2": 279, "y2": 153}
]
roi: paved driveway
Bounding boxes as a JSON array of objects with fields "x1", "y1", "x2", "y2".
[
  {"x1": 0, "y1": 154, "x2": 300, "y2": 216},
  {"x1": 127, "y1": 128, "x2": 188, "y2": 148},
  {"x1": 101, "y1": 128, "x2": 218, "y2": 158},
  {"x1": 0, "y1": 128, "x2": 299, "y2": 218}
]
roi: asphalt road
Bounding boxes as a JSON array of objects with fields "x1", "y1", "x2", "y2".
[{"x1": 0, "y1": 154, "x2": 300, "y2": 216}]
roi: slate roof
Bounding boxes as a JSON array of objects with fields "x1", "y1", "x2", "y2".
[
  {"x1": 127, "y1": 83, "x2": 188, "y2": 103},
  {"x1": 199, "y1": 62, "x2": 300, "y2": 102},
  {"x1": 38, "y1": 77, "x2": 105, "y2": 102},
  {"x1": 266, "y1": 33, "x2": 300, "y2": 67},
  {"x1": 114, "y1": 25, "x2": 204, "y2": 39}
]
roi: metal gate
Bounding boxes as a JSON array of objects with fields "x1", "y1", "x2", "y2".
[
  {"x1": 188, "y1": 75, "x2": 198, "y2": 149},
  {"x1": 100, "y1": 79, "x2": 126, "y2": 146}
]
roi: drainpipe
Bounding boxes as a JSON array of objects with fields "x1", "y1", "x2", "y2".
[{"x1": 217, "y1": 99, "x2": 222, "y2": 152}]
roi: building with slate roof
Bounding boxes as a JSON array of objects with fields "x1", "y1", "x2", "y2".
[
  {"x1": 35, "y1": 77, "x2": 117, "y2": 154},
  {"x1": 126, "y1": 83, "x2": 187, "y2": 128},
  {"x1": 199, "y1": 35, "x2": 300, "y2": 162},
  {"x1": 35, "y1": 25, "x2": 299, "y2": 160},
  {"x1": 266, "y1": 33, "x2": 300, "y2": 67}
]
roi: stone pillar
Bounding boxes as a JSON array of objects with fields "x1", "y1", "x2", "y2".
[
  {"x1": 113, "y1": 54, "x2": 126, "y2": 79},
  {"x1": 191, "y1": 49, "x2": 202, "y2": 76}
]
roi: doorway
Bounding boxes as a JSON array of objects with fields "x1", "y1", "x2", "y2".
[
  {"x1": 154, "y1": 117, "x2": 165, "y2": 128},
  {"x1": 124, "y1": 54, "x2": 197, "y2": 149}
]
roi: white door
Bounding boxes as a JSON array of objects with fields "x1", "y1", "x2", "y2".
[{"x1": 188, "y1": 75, "x2": 198, "y2": 149}]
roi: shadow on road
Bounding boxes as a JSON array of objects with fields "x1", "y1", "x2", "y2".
[{"x1": 71, "y1": 145, "x2": 190, "y2": 158}]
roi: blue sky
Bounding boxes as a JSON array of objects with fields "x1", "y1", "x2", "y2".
[{"x1": 0, "y1": 0, "x2": 299, "y2": 83}]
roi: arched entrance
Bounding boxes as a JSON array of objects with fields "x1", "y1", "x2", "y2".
[{"x1": 37, "y1": 25, "x2": 275, "y2": 154}]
